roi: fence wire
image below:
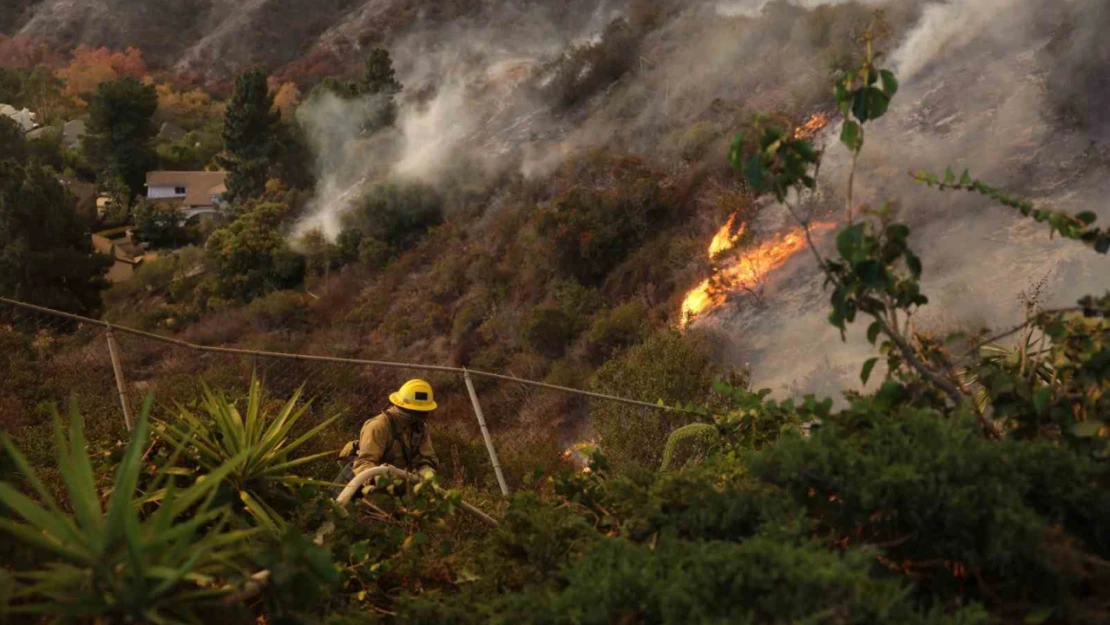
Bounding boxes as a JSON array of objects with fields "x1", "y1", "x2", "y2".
[{"x1": 0, "y1": 297, "x2": 697, "y2": 492}]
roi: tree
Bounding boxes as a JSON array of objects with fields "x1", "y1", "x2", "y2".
[
  {"x1": 0, "y1": 116, "x2": 27, "y2": 163},
  {"x1": 84, "y1": 77, "x2": 158, "y2": 198},
  {"x1": 219, "y1": 67, "x2": 281, "y2": 204},
  {"x1": 0, "y1": 160, "x2": 111, "y2": 316},
  {"x1": 360, "y1": 47, "x2": 403, "y2": 129},
  {"x1": 132, "y1": 199, "x2": 192, "y2": 249},
  {"x1": 341, "y1": 182, "x2": 443, "y2": 251},
  {"x1": 306, "y1": 47, "x2": 403, "y2": 131},
  {"x1": 0, "y1": 66, "x2": 22, "y2": 106},
  {"x1": 206, "y1": 200, "x2": 304, "y2": 302}
]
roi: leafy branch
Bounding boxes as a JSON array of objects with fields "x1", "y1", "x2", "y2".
[{"x1": 912, "y1": 168, "x2": 1110, "y2": 254}]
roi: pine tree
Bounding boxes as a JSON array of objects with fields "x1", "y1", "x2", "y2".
[
  {"x1": 361, "y1": 48, "x2": 402, "y2": 97},
  {"x1": 360, "y1": 47, "x2": 402, "y2": 129},
  {"x1": 83, "y1": 77, "x2": 158, "y2": 198},
  {"x1": 0, "y1": 160, "x2": 112, "y2": 316},
  {"x1": 305, "y1": 47, "x2": 403, "y2": 131},
  {"x1": 219, "y1": 67, "x2": 280, "y2": 204}
]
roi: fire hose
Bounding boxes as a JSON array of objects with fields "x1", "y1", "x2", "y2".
[{"x1": 228, "y1": 465, "x2": 499, "y2": 602}]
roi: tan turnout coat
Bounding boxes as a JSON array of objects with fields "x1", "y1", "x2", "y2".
[{"x1": 352, "y1": 406, "x2": 439, "y2": 475}]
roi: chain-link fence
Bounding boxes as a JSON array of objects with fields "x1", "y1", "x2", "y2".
[{"x1": 0, "y1": 297, "x2": 696, "y2": 493}]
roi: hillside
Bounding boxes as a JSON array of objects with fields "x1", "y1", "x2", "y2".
[{"x1": 2, "y1": 1, "x2": 1110, "y2": 623}]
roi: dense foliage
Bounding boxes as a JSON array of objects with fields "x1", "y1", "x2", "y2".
[
  {"x1": 219, "y1": 67, "x2": 281, "y2": 204},
  {"x1": 0, "y1": 160, "x2": 111, "y2": 316},
  {"x1": 83, "y1": 77, "x2": 158, "y2": 197},
  {"x1": 204, "y1": 200, "x2": 305, "y2": 304}
]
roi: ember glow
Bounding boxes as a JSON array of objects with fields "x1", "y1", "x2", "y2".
[
  {"x1": 681, "y1": 222, "x2": 834, "y2": 327},
  {"x1": 794, "y1": 111, "x2": 832, "y2": 140}
]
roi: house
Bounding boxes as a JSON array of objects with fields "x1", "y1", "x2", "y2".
[
  {"x1": 145, "y1": 170, "x2": 228, "y2": 219},
  {"x1": 57, "y1": 176, "x2": 98, "y2": 220},
  {"x1": 91, "y1": 229, "x2": 148, "y2": 283},
  {"x1": 0, "y1": 103, "x2": 38, "y2": 133},
  {"x1": 63, "y1": 119, "x2": 87, "y2": 149},
  {"x1": 157, "y1": 122, "x2": 187, "y2": 143}
]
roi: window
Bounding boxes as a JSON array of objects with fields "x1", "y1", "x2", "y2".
[{"x1": 174, "y1": 186, "x2": 186, "y2": 194}]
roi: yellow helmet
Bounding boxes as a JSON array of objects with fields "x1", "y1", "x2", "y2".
[{"x1": 389, "y1": 379, "x2": 438, "y2": 412}]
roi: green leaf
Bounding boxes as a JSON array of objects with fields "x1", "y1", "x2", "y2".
[
  {"x1": 854, "y1": 260, "x2": 888, "y2": 289},
  {"x1": 728, "y1": 132, "x2": 745, "y2": 171},
  {"x1": 865, "y1": 88, "x2": 890, "y2": 120},
  {"x1": 904, "y1": 251, "x2": 923, "y2": 279},
  {"x1": 836, "y1": 224, "x2": 865, "y2": 262},
  {"x1": 1032, "y1": 387, "x2": 1052, "y2": 415},
  {"x1": 860, "y1": 358, "x2": 879, "y2": 385},
  {"x1": 944, "y1": 167, "x2": 956, "y2": 185},
  {"x1": 879, "y1": 69, "x2": 899, "y2": 97},
  {"x1": 1076, "y1": 211, "x2": 1097, "y2": 226},
  {"x1": 239, "y1": 490, "x2": 282, "y2": 534},
  {"x1": 959, "y1": 169, "x2": 972, "y2": 186},
  {"x1": 840, "y1": 120, "x2": 862, "y2": 151},
  {"x1": 867, "y1": 321, "x2": 882, "y2": 345},
  {"x1": 742, "y1": 153, "x2": 765, "y2": 192}
]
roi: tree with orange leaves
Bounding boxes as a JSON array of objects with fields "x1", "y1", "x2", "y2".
[{"x1": 57, "y1": 46, "x2": 148, "y2": 105}]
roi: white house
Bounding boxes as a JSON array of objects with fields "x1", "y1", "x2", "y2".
[
  {"x1": 146, "y1": 170, "x2": 228, "y2": 219},
  {"x1": 0, "y1": 103, "x2": 38, "y2": 133}
]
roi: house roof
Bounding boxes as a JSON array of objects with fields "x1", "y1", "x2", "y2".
[
  {"x1": 62, "y1": 119, "x2": 87, "y2": 148},
  {"x1": 0, "y1": 104, "x2": 37, "y2": 132},
  {"x1": 157, "y1": 122, "x2": 187, "y2": 142},
  {"x1": 146, "y1": 171, "x2": 228, "y2": 207},
  {"x1": 91, "y1": 233, "x2": 142, "y2": 264},
  {"x1": 58, "y1": 177, "x2": 97, "y2": 210}
]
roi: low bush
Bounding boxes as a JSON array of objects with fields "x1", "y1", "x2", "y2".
[
  {"x1": 248, "y1": 289, "x2": 310, "y2": 331},
  {"x1": 589, "y1": 329, "x2": 721, "y2": 469},
  {"x1": 535, "y1": 155, "x2": 676, "y2": 285},
  {"x1": 522, "y1": 305, "x2": 577, "y2": 359},
  {"x1": 582, "y1": 300, "x2": 650, "y2": 365},
  {"x1": 341, "y1": 183, "x2": 443, "y2": 252},
  {"x1": 206, "y1": 200, "x2": 306, "y2": 303}
]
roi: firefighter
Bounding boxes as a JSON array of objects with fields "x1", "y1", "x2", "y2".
[{"x1": 335, "y1": 379, "x2": 439, "y2": 493}]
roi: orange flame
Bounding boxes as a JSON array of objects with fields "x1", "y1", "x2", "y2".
[
  {"x1": 681, "y1": 222, "x2": 834, "y2": 327},
  {"x1": 794, "y1": 112, "x2": 832, "y2": 140},
  {"x1": 708, "y1": 213, "x2": 747, "y2": 258}
]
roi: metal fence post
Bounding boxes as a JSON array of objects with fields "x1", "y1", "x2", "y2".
[
  {"x1": 463, "y1": 368, "x2": 510, "y2": 496},
  {"x1": 105, "y1": 325, "x2": 134, "y2": 432}
]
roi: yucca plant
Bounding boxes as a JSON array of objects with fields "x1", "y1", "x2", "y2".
[
  {"x1": 0, "y1": 397, "x2": 260, "y2": 624},
  {"x1": 155, "y1": 376, "x2": 340, "y2": 533}
]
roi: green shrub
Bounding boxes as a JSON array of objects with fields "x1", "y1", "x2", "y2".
[
  {"x1": 248, "y1": 289, "x2": 309, "y2": 331},
  {"x1": 535, "y1": 155, "x2": 675, "y2": 285},
  {"x1": 206, "y1": 200, "x2": 305, "y2": 302},
  {"x1": 542, "y1": 18, "x2": 642, "y2": 110},
  {"x1": 356, "y1": 235, "x2": 391, "y2": 269},
  {"x1": 341, "y1": 183, "x2": 443, "y2": 251},
  {"x1": 522, "y1": 306, "x2": 577, "y2": 359},
  {"x1": 746, "y1": 410, "x2": 1110, "y2": 608},
  {"x1": 589, "y1": 329, "x2": 720, "y2": 469},
  {"x1": 582, "y1": 300, "x2": 650, "y2": 365},
  {"x1": 155, "y1": 376, "x2": 340, "y2": 532},
  {"x1": 0, "y1": 400, "x2": 257, "y2": 623},
  {"x1": 679, "y1": 121, "x2": 717, "y2": 162}
]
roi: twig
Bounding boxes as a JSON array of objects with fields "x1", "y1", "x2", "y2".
[{"x1": 960, "y1": 308, "x2": 1082, "y2": 358}]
